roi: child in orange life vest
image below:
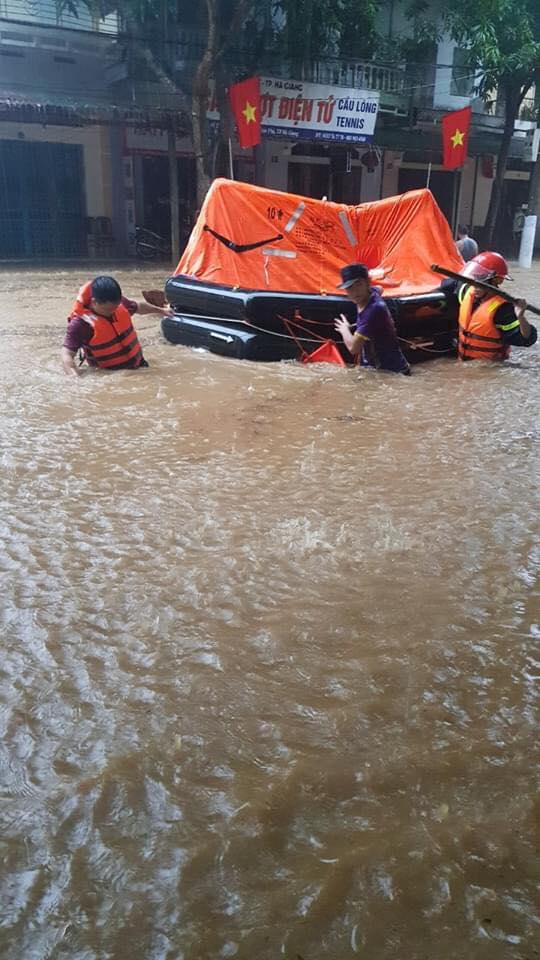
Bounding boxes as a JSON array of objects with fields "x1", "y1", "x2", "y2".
[{"x1": 61, "y1": 275, "x2": 171, "y2": 377}]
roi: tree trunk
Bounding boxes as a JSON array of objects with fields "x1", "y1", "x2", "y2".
[
  {"x1": 212, "y1": 60, "x2": 233, "y2": 180},
  {"x1": 484, "y1": 82, "x2": 529, "y2": 248},
  {"x1": 192, "y1": 2, "x2": 217, "y2": 209},
  {"x1": 192, "y1": 0, "x2": 255, "y2": 207},
  {"x1": 192, "y1": 75, "x2": 213, "y2": 209},
  {"x1": 168, "y1": 125, "x2": 181, "y2": 265}
]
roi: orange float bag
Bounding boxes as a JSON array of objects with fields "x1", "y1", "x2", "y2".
[
  {"x1": 301, "y1": 341, "x2": 347, "y2": 366},
  {"x1": 175, "y1": 178, "x2": 464, "y2": 298}
]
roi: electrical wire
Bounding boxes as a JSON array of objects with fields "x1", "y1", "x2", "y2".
[{"x1": 0, "y1": 9, "x2": 485, "y2": 93}]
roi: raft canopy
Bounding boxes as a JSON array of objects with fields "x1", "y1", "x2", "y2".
[{"x1": 176, "y1": 178, "x2": 464, "y2": 299}]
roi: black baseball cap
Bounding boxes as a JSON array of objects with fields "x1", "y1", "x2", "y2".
[{"x1": 338, "y1": 262, "x2": 370, "y2": 289}]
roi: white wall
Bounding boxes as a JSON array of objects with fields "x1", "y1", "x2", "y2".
[
  {"x1": 449, "y1": 156, "x2": 489, "y2": 231},
  {"x1": 433, "y1": 36, "x2": 472, "y2": 111},
  {"x1": 471, "y1": 167, "x2": 493, "y2": 228},
  {"x1": 246, "y1": 140, "x2": 290, "y2": 192},
  {"x1": 360, "y1": 163, "x2": 382, "y2": 201}
]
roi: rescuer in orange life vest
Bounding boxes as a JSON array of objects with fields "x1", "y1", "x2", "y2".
[
  {"x1": 456, "y1": 251, "x2": 537, "y2": 361},
  {"x1": 61, "y1": 276, "x2": 172, "y2": 377}
]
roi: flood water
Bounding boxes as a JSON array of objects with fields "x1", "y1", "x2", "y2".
[{"x1": 0, "y1": 263, "x2": 538, "y2": 959}]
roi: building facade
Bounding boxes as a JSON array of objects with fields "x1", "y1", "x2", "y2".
[
  {"x1": 0, "y1": 0, "x2": 537, "y2": 260},
  {"x1": 0, "y1": 0, "x2": 187, "y2": 258}
]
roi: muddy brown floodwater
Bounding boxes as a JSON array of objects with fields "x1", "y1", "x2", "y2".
[{"x1": 0, "y1": 263, "x2": 538, "y2": 960}]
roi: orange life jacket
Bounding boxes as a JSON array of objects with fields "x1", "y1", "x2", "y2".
[
  {"x1": 70, "y1": 281, "x2": 143, "y2": 369},
  {"x1": 458, "y1": 286, "x2": 510, "y2": 362}
]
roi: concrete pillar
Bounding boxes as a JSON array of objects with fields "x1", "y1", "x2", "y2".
[{"x1": 518, "y1": 215, "x2": 537, "y2": 268}]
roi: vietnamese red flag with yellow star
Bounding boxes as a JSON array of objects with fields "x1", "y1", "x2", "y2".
[
  {"x1": 229, "y1": 76, "x2": 261, "y2": 149},
  {"x1": 442, "y1": 106, "x2": 471, "y2": 169}
]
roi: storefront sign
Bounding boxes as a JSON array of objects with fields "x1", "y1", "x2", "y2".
[
  {"x1": 205, "y1": 77, "x2": 379, "y2": 144},
  {"x1": 127, "y1": 77, "x2": 380, "y2": 150},
  {"x1": 259, "y1": 76, "x2": 379, "y2": 144}
]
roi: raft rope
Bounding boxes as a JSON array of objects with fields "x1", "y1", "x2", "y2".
[
  {"x1": 276, "y1": 312, "x2": 334, "y2": 359},
  {"x1": 397, "y1": 336, "x2": 454, "y2": 355},
  {"x1": 260, "y1": 312, "x2": 455, "y2": 357},
  {"x1": 171, "y1": 310, "x2": 455, "y2": 355}
]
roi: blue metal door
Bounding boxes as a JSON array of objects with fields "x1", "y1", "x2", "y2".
[{"x1": 0, "y1": 139, "x2": 86, "y2": 258}]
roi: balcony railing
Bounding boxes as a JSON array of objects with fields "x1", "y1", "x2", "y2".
[
  {"x1": 298, "y1": 60, "x2": 408, "y2": 95},
  {"x1": 491, "y1": 86, "x2": 538, "y2": 122},
  {"x1": 266, "y1": 56, "x2": 411, "y2": 98}
]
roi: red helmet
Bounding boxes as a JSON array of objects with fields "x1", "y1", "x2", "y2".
[{"x1": 461, "y1": 251, "x2": 511, "y2": 283}]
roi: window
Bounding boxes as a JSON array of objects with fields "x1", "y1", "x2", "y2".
[{"x1": 450, "y1": 47, "x2": 474, "y2": 98}]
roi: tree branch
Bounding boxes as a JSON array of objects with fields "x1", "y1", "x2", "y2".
[{"x1": 216, "y1": 0, "x2": 254, "y2": 63}]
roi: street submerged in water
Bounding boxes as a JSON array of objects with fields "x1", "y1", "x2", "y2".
[{"x1": 0, "y1": 264, "x2": 538, "y2": 959}]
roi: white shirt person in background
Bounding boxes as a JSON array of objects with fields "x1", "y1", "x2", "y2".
[{"x1": 456, "y1": 225, "x2": 479, "y2": 262}]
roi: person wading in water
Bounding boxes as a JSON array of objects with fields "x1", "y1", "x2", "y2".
[
  {"x1": 456, "y1": 225, "x2": 478, "y2": 262},
  {"x1": 61, "y1": 276, "x2": 171, "y2": 377},
  {"x1": 334, "y1": 262, "x2": 410, "y2": 375},
  {"x1": 456, "y1": 252, "x2": 537, "y2": 361}
]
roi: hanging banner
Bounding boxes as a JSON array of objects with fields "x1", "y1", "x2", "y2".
[
  {"x1": 259, "y1": 77, "x2": 379, "y2": 144},
  {"x1": 205, "y1": 77, "x2": 379, "y2": 144}
]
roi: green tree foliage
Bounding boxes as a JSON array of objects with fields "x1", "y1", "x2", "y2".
[
  {"x1": 274, "y1": 0, "x2": 380, "y2": 68},
  {"x1": 445, "y1": 0, "x2": 540, "y2": 245},
  {"x1": 103, "y1": 0, "x2": 386, "y2": 206}
]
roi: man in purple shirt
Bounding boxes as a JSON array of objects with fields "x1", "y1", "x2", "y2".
[{"x1": 334, "y1": 262, "x2": 410, "y2": 375}]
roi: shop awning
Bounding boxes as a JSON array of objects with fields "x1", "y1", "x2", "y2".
[{"x1": 0, "y1": 85, "x2": 189, "y2": 131}]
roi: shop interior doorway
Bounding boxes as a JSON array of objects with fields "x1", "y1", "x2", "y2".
[
  {"x1": 398, "y1": 167, "x2": 455, "y2": 227},
  {"x1": 142, "y1": 155, "x2": 196, "y2": 247},
  {"x1": 287, "y1": 145, "x2": 363, "y2": 204}
]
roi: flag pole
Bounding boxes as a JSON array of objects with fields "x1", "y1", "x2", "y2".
[
  {"x1": 453, "y1": 168, "x2": 464, "y2": 235},
  {"x1": 426, "y1": 160, "x2": 432, "y2": 189},
  {"x1": 470, "y1": 155, "x2": 479, "y2": 234},
  {"x1": 228, "y1": 138, "x2": 235, "y2": 180}
]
